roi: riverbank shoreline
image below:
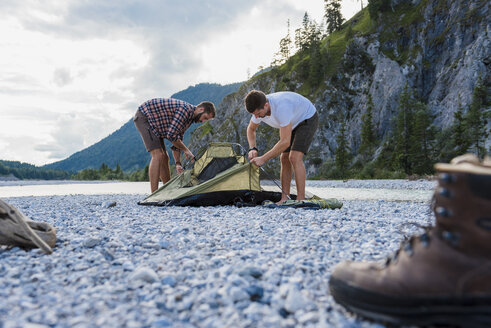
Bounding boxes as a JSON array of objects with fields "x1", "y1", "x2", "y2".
[{"x1": 0, "y1": 179, "x2": 436, "y2": 200}]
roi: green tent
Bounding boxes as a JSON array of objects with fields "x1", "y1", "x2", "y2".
[{"x1": 138, "y1": 142, "x2": 342, "y2": 209}]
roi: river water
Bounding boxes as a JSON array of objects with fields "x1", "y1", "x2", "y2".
[{"x1": 0, "y1": 181, "x2": 433, "y2": 202}]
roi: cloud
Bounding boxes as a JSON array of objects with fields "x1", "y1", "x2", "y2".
[
  {"x1": 0, "y1": 0, "x2": 360, "y2": 165},
  {"x1": 0, "y1": 0, "x2": 304, "y2": 96},
  {"x1": 34, "y1": 111, "x2": 124, "y2": 160},
  {"x1": 52, "y1": 68, "x2": 73, "y2": 87}
]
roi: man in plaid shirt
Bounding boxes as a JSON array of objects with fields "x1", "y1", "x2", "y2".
[{"x1": 134, "y1": 98, "x2": 216, "y2": 192}]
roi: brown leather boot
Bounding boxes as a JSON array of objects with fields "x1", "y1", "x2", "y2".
[{"x1": 329, "y1": 154, "x2": 491, "y2": 327}]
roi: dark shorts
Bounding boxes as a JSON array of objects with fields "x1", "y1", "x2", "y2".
[
  {"x1": 133, "y1": 110, "x2": 165, "y2": 152},
  {"x1": 284, "y1": 112, "x2": 319, "y2": 154}
]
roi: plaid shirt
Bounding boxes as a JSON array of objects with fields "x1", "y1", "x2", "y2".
[{"x1": 138, "y1": 98, "x2": 196, "y2": 142}]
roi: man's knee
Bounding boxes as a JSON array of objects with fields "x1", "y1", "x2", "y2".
[
  {"x1": 281, "y1": 152, "x2": 291, "y2": 165},
  {"x1": 289, "y1": 151, "x2": 304, "y2": 165},
  {"x1": 150, "y1": 148, "x2": 166, "y2": 161}
]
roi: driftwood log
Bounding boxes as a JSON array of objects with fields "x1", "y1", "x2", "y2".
[{"x1": 0, "y1": 199, "x2": 56, "y2": 254}]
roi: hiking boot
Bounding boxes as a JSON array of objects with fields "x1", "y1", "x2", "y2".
[{"x1": 328, "y1": 154, "x2": 491, "y2": 327}]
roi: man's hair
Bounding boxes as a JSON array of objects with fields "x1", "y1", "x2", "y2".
[
  {"x1": 197, "y1": 101, "x2": 216, "y2": 118},
  {"x1": 244, "y1": 90, "x2": 267, "y2": 113}
]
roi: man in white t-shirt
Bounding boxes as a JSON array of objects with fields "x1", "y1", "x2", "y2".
[{"x1": 244, "y1": 90, "x2": 319, "y2": 203}]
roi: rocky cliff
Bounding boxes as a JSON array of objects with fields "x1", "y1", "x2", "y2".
[{"x1": 189, "y1": 0, "x2": 489, "y2": 176}]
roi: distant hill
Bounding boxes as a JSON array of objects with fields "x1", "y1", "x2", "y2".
[
  {"x1": 0, "y1": 160, "x2": 71, "y2": 180},
  {"x1": 43, "y1": 82, "x2": 242, "y2": 172}
]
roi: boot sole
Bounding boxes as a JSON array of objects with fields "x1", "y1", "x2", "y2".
[{"x1": 329, "y1": 276, "x2": 491, "y2": 327}]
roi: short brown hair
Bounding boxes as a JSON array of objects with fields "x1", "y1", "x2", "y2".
[
  {"x1": 244, "y1": 90, "x2": 267, "y2": 113},
  {"x1": 197, "y1": 101, "x2": 216, "y2": 118}
]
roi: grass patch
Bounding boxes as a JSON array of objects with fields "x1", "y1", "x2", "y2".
[
  {"x1": 197, "y1": 121, "x2": 213, "y2": 138},
  {"x1": 351, "y1": 9, "x2": 375, "y2": 36},
  {"x1": 323, "y1": 30, "x2": 349, "y2": 77}
]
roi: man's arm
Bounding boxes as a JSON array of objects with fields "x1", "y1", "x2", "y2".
[
  {"x1": 171, "y1": 139, "x2": 194, "y2": 161},
  {"x1": 251, "y1": 124, "x2": 292, "y2": 167},
  {"x1": 247, "y1": 121, "x2": 260, "y2": 160},
  {"x1": 171, "y1": 147, "x2": 183, "y2": 174},
  {"x1": 166, "y1": 106, "x2": 194, "y2": 160}
]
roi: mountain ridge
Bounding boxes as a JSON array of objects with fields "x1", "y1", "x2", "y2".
[
  {"x1": 188, "y1": 0, "x2": 490, "y2": 177},
  {"x1": 42, "y1": 82, "x2": 242, "y2": 172}
]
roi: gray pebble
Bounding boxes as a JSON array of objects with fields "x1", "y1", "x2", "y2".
[
  {"x1": 83, "y1": 237, "x2": 101, "y2": 248},
  {"x1": 102, "y1": 201, "x2": 117, "y2": 208}
]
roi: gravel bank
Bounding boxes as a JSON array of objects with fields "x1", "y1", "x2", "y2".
[
  {"x1": 308, "y1": 179, "x2": 436, "y2": 190},
  {"x1": 1, "y1": 185, "x2": 436, "y2": 327}
]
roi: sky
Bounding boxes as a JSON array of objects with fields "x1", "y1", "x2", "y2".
[{"x1": 0, "y1": 0, "x2": 362, "y2": 166}]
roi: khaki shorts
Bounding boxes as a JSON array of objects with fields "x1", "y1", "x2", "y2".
[
  {"x1": 284, "y1": 112, "x2": 319, "y2": 154},
  {"x1": 133, "y1": 110, "x2": 165, "y2": 152}
]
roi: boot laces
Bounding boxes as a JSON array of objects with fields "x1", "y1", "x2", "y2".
[
  {"x1": 384, "y1": 193, "x2": 459, "y2": 266},
  {"x1": 385, "y1": 226, "x2": 432, "y2": 266}
]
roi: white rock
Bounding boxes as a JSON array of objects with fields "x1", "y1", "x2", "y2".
[
  {"x1": 284, "y1": 286, "x2": 309, "y2": 313},
  {"x1": 130, "y1": 267, "x2": 159, "y2": 284}
]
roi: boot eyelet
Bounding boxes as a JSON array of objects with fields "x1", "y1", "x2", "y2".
[
  {"x1": 403, "y1": 243, "x2": 414, "y2": 256},
  {"x1": 439, "y1": 173, "x2": 455, "y2": 184},
  {"x1": 419, "y1": 233, "x2": 430, "y2": 248},
  {"x1": 435, "y1": 206, "x2": 452, "y2": 218},
  {"x1": 438, "y1": 187, "x2": 453, "y2": 198},
  {"x1": 442, "y1": 231, "x2": 460, "y2": 247}
]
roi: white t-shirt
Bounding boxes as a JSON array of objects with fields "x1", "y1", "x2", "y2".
[{"x1": 250, "y1": 91, "x2": 316, "y2": 129}]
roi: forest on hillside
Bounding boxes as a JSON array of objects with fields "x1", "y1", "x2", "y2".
[{"x1": 189, "y1": 0, "x2": 490, "y2": 180}]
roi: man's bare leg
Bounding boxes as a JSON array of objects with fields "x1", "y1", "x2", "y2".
[
  {"x1": 289, "y1": 150, "x2": 306, "y2": 200},
  {"x1": 279, "y1": 152, "x2": 292, "y2": 203},
  {"x1": 160, "y1": 150, "x2": 171, "y2": 184},
  {"x1": 149, "y1": 148, "x2": 164, "y2": 193}
]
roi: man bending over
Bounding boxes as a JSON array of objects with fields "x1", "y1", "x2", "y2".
[
  {"x1": 244, "y1": 90, "x2": 318, "y2": 202},
  {"x1": 134, "y1": 98, "x2": 216, "y2": 192}
]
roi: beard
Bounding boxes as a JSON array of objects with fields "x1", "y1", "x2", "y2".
[
  {"x1": 259, "y1": 108, "x2": 270, "y2": 118},
  {"x1": 193, "y1": 112, "x2": 203, "y2": 123}
]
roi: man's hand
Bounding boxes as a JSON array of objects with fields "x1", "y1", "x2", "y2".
[
  {"x1": 184, "y1": 149, "x2": 194, "y2": 161},
  {"x1": 251, "y1": 156, "x2": 266, "y2": 167},
  {"x1": 248, "y1": 149, "x2": 258, "y2": 161},
  {"x1": 176, "y1": 164, "x2": 184, "y2": 174}
]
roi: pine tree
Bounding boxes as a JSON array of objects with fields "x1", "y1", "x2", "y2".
[
  {"x1": 393, "y1": 82, "x2": 415, "y2": 174},
  {"x1": 99, "y1": 163, "x2": 110, "y2": 177},
  {"x1": 465, "y1": 77, "x2": 489, "y2": 158},
  {"x1": 143, "y1": 164, "x2": 149, "y2": 181},
  {"x1": 324, "y1": 0, "x2": 344, "y2": 34},
  {"x1": 309, "y1": 42, "x2": 323, "y2": 86},
  {"x1": 451, "y1": 97, "x2": 471, "y2": 156},
  {"x1": 359, "y1": 94, "x2": 377, "y2": 160},
  {"x1": 307, "y1": 22, "x2": 324, "y2": 86},
  {"x1": 115, "y1": 164, "x2": 124, "y2": 179},
  {"x1": 271, "y1": 20, "x2": 292, "y2": 66},
  {"x1": 279, "y1": 23, "x2": 292, "y2": 60},
  {"x1": 336, "y1": 122, "x2": 351, "y2": 178},
  {"x1": 368, "y1": 0, "x2": 391, "y2": 19},
  {"x1": 411, "y1": 102, "x2": 436, "y2": 174},
  {"x1": 391, "y1": 83, "x2": 437, "y2": 175},
  {"x1": 295, "y1": 12, "x2": 311, "y2": 52}
]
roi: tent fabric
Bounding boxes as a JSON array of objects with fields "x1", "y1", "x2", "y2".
[
  {"x1": 197, "y1": 157, "x2": 239, "y2": 182},
  {"x1": 138, "y1": 142, "x2": 342, "y2": 209}
]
